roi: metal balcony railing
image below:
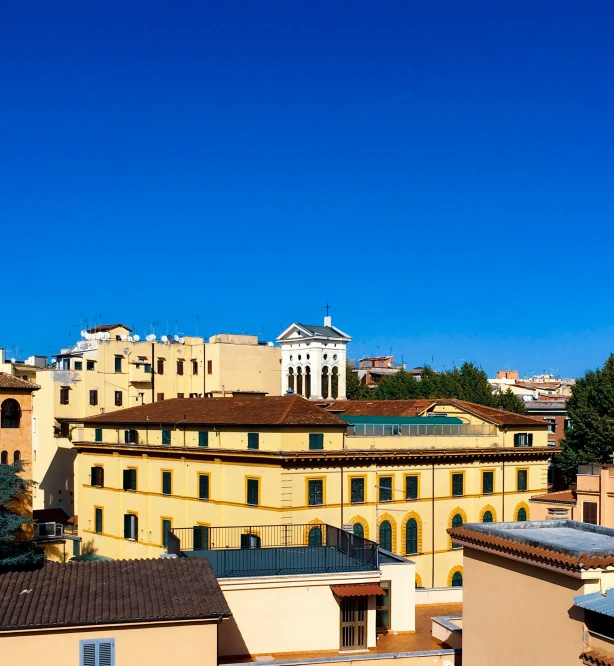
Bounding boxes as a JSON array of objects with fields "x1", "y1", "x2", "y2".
[
  {"x1": 168, "y1": 523, "x2": 379, "y2": 578},
  {"x1": 346, "y1": 423, "x2": 498, "y2": 437}
]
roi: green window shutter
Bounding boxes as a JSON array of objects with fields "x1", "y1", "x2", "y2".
[
  {"x1": 309, "y1": 434, "x2": 324, "y2": 450},
  {"x1": 379, "y1": 520, "x2": 392, "y2": 551},
  {"x1": 483, "y1": 472, "x2": 493, "y2": 494},
  {"x1": 379, "y1": 477, "x2": 392, "y2": 502},
  {"x1": 482, "y1": 511, "x2": 493, "y2": 523},
  {"x1": 198, "y1": 431, "x2": 208, "y2": 447},
  {"x1": 123, "y1": 469, "x2": 131, "y2": 491},
  {"x1": 351, "y1": 478, "x2": 364, "y2": 503},
  {"x1": 308, "y1": 526, "x2": 322, "y2": 546},
  {"x1": 95, "y1": 428, "x2": 102, "y2": 442},
  {"x1": 162, "y1": 519, "x2": 171, "y2": 547},
  {"x1": 162, "y1": 430, "x2": 171, "y2": 445},
  {"x1": 95, "y1": 508, "x2": 103, "y2": 533},
  {"x1": 517, "y1": 508, "x2": 527, "y2": 522},
  {"x1": 162, "y1": 472, "x2": 172, "y2": 495},
  {"x1": 452, "y1": 474, "x2": 464, "y2": 496},
  {"x1": 124, "y1": 430, "x2": 130, "y2": 444},
  {"x1": 123, "y1": 514, "x2": 131, "y2": 539},
  {"x1": 406, "y1": 518, "x2": 418, "y2": 554},
  {"x1": 91, "y1": 466, "x2": 97, "y2": 486},
  {"x1": 308, "y1": 480, "x2": 323, "y2": 506},
  {"x1": 247, "y1": 433, "x2": 259, "y2": 449},
  {"x1": 199, "y1": 475, "x2": 209, "y2": 500},
  {"x1": 193, "y1": 526, "x2": 209, "y2": 550},
  {"x1": 131, "y1": 468, "x2": 137, "y2": 490},
  {"x1": 451, "y1": 514, "x2": 463, "y2": 549},
  {"x1": 518, "y1": 470, "x2": 527, "y2": 491},
  {"x1": 452, "y1": 572, "x2": 463, "y2": 587},
  {"x1": 528, "y1": 434, "x2": 533, "y2": 446},
  {"x1": 353, "y1": 523, "x2": 364, "y2": 539},
  {"x1": 247, "y1": 479, "x2": 259, "y2": 505},
  {"x1": 406, "y1": 476, "x2": 418, "y2": 500}
]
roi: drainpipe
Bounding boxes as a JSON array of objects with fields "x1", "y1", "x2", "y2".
[
  {"x1": 431, "y1": 461, "x2": 435, "y2": 588},
  {"x1": 340, "y1": 456, "x2": 344, "y2": 528},
  {"x1": 151, "y1": 342, "x2": 155, "y2": 403}
]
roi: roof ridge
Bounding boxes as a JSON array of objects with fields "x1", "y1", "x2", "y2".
[{"x1": 280, "y1": 394, "x2": 298, "y2": 422}]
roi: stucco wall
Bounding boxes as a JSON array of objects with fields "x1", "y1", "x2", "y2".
[
  {"x1": 463, "y1": 548, "x2": 592, "y2": 666},
  {"x1": 380, "y1": 560, "x2": 415, "y2": 632},
  {"x1": 0, "y1": 621, "x2": 218, "y2": 666}
]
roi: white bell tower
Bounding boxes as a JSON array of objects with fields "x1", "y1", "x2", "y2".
[{"x1": 277, "y1": 312, "x2": 352, "y2": 400}]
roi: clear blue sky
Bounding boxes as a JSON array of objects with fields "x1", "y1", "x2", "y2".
[{"x1": 2, "y1": 1, "x2": 613, "y2": 377}]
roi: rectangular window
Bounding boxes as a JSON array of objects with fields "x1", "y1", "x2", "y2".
[
  {"x1": 350, "y1": 477, "x2": 364, "y2": 504},
  {"x1": 376, "y1": 581, "x2": 391, "y2": 631},
  {"x1": 89, "y1": 390, "x2": 98, "y2": 406},
  {"x1": 308, "y1": 479, "x2": 324, "y2": 506},
  {"x1": 95, "y1": 428, "x2": 102, "y2": 442},
  {"x1": 583, "y1": 501, "x2": 598, "y2": 525},
  {"x1": 177, "y1": 393, "x2": 184, "y2": 399},
  {"x1": 514, "y1": 433, "x2": 533, "y2": 447},
  {"x1": 207, "y1": 360, "x2": 212, "y2": 374},
  {"x1": 192, "y1": 360, "x2": 198, "y2": 375},
  {"x1": 452, "y1": 473, "x2": 464, "y2": 497},
  {"x1": 517, "y1": 469, "x2": 528, "y2": 492},
  {"x1": 379, "y1": 477, "x2": 393, "y2": 502},
  {"x1": 123, "y1": 468, "x2": 137, "y2": 491},
  {"x1": 564, "y1": 418, "x2": 572, "y2": 431},
  {"x1": 144, "y1": 363, "x2": 152, "y2": 373},
  {"x1": 162, "y1": 430, "x2": 171, "y2": 445},
  {"x1": 177, "y1": 360, "x2": 184, "y2": 375},
  {"x1": 61, "y1": 358, "x2": 70, "y2": 370},
  {"x1": 198, "y1": 431, "x2": 208, "y2": 447},
  {"x1": 124, "y1": 429, "x2": 138, "y2": 444},
  {"x1": 86, "y1": 360, "x2": 95, "y2": 371},
  {"x1": 80, "y1": 639, "x2": 115, "y2": 666},
  {"x1": 247, "y1": 432, "x2": 259, "y2": 449},
  {"x1": 91, "y1": 466, "x2": 104, "y2": 487},
  {"x1": 545, "y1": 418, "x2": 556, "y2": 433},
  {"x1": 95, "y1": 507, "x2": 103, "y2": 534},
  {"x1": 74, "y1": 361, "x2": 83, "y2": 371},
  {"x1": 157, "y1": 392, "x2": 165, "y2": 401},
  {"x1": 247, "y1": 478, "x2": 259, "y2": 506},
  {"x1": 198, "y1": 474, "x2": 210, "y2": 500},
  {"x1": 157, "y1": 359, "x2": 165, "y2": 375},
  {"x1": 309, "y1": 433, "x2": 324, "y2": 450},
  {"x1": 193, "y1": 525, "x2": 209, "y2": 550},
  {"x1": 405, "y1": 475, "x2": 418, "y2": 500},
  {"x1": 114, "y1": 357, "x2": 122, "y2": 373},
  {"x1": 162, "y1": 519, "x2": 172, "y2": 547},
  {"x1": 114, "y1": 391, "x2": 122, "y2": 407},
  {"x1": 162, "y1": 471, "x2": 172, "y2": 495},
  {"x1": 482, "y1": 471, "x2": 494, "y2": 495},
  {"x1": 123, "y1": 513, "x2": 138, "y2": 540},
  {"x1": 60, "y1": 387, "x2": 70, "y2": 405}
]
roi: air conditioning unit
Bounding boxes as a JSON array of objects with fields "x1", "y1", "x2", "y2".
[{"x1": 34, "y1": 522, "x2": 64, "y2": 539}]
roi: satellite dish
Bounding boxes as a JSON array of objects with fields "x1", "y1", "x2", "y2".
[
  {"x1": 85, "y1": 333, "x2": 92, "y2": 340},
  {"x1": 150, "y1": 334, "x2": 156, "y2": 341},
  {"x1": 133, "y1": 334, "x2": 140, "y2": 342},
  {"x1": 161, "y1": 335, "x2": 168, "y2": 343},
  {"x1": 145, "y1": 334, "x2": 153, "y2": 342},
  {"x1": 179, "y1": 337, "x2": 185, "y2": 344},
  {"x1": 120, "y1": 334, "x2": 127, "y2": 341},
  {"x1": 10, "y1": 358, "x2": 16, "y2": 364},
  {"x1": 96, "y1": 332, "x2": 104, "y2": 340},
  {"x1": 128, "y1": 336, "x2": 133, "y2": 342},
  {"x1": 105, "y1": 332, "x2": 112, "y2": 340},
  {"x1": 80, "y1": 330, "x2": 87, "y2": 338},
  {"x1": 174, "y1": 335, "x2": 180, "y2": 342},
  {"x1": 267, "y1": 341, "x2": 274, "y2": 346}
]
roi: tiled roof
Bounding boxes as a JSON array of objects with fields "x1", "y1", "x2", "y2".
[
  {"x1": 445, "y1": 400, "x2": 548, "y2": 427},
  {"x1": 82, "y1": 395, "x2": 346, "y2": 427},
  {"x1": 0, "y1": 558, "x2": 230, "y2": 631},
  {"x1": 330, "y1": 583, "x2": 386, "y2": 597},
  {"x1": 324, "y1": 400, "x2": 435, "y2": 416},
  {"x1": 581, "y1": 651, "x2": 614, "y2": 666},
  {"x1": 530, "y1": 489, "x2": 576, "y2": 504},
  {"x1": 0, "y1": 373, "x2": 39, "y2": 391},
  {"x1": 87, "y1": 323, "x2": 132, "y2": 333},
  {"x1": 449, "y1": 521, "x2": 614, "y2": 573}
]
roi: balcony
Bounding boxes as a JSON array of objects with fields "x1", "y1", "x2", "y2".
[{"x1": 167, "y1": 523, "x2": 379, "y2": 578}]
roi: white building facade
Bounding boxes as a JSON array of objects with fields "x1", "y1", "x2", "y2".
[{"x1": 276, "y1": 316, "x2": 351, "y2": 400}]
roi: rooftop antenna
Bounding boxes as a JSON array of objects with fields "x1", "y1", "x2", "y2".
[
  {"x1": 325, "y1": 303, "x2": 330, "y2": 316},
  {"x1": 195, "y1": 314, "x2": 200, "y2": 336}
]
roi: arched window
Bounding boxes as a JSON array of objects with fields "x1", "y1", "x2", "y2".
[
  {"x1": 379, "y1": 520, "x2": 392, "y2": 551},
  {"x1": 296, "y1": 367, "x2": 303, "y2": 396},
  {"x1": 304, "y1": 367, "x2": 311, "y2": 399},
  {"x1": 0, "y1": 451, "x2": 7, "y2": 465},
  {"x1": 308, "y1": 526, "x2": 322, "y2": 546},
  {"x1": 1, "y1": 399, "x2": 21, "y2": 429},
  {"x1": 451, "y1": 514, "x2": 463, "y2": 549},
  {"x1": 451, "y1": 571, "x2": 463, "y2": 587},
  {"x1": 331, "y1": 367, "x2": 339, "y2": 399},
  {"x1": 321, "y1": 366, "x2": 329, "y2": 399},
  {"x1": 482, "y1": 511, "x2": 493, "y2": 523},
  {"x1": 517, "y1": 507, "x2": 527, "y2": 522},
  {"x1": 353, "y1": 523, "x2": 364, "y2": 539},
  {"x1": 406, "y1": 518, "x2": 418, "y2": 554},
  {"x1": 13, "y1": 450, "x2": 20, "y2": 463},
  {"x1": 287, "y1": 367, "x2": 294, "y2": 392}
]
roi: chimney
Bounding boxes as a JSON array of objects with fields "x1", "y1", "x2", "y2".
[{"x1": 324, "y1": 315, "x2": 332, "y2": 327}]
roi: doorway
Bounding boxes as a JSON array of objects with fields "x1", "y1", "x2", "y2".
[{"x1": 340, "y1": 597, "x2": 367, "y2": 650}]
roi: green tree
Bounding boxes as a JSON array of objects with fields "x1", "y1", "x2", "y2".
[
  {"x1": 557, "y1": 354, "x2": 614, "y2": 482},
  {"x1": 346, "y1": 365, "x2": 363, "y2": 400},
  {"x1": 0, "y1": 461, "x2": 43, "y2": 572},
  {"x1": 492, "y1": 387, "x2": 527, "y2": 414}
]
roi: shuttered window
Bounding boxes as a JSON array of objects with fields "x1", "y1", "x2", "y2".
[
  {"x1": 379, "y1": 477, "x2": 393, "y2": 502},
  {"x1": 95, "y1": 508, "x2": 103, "y2": 534},
  {"x1": 123, "y1": 514, "x2": 138, "y2": 540},
  {"x1": 198, "y1": 474, "x2": 210, "y2": 500},
  {"x1": 379, "y1": 520, "x2": 392, "y2": 551},
  {"x1": 193, "y1": 525, "x2": 209, "y2": 550},
  {"x1": 308, "y1": 479, "x2": 324, "y2": 506},
  {"x1": 114, "y1": 357, "x2": 122, "y2": 373},
  {"x1": 207, "y1": 360, "x2": 212, "y2": 374},
  {"x1": 60, "y1": 387, "x2": 70, "y2": 405},
  {"x1": 406, "y1": 518, "x2": 418, "y2": 554},
  {"x1": 309, "y1": 433, "x2": 324, "y2": 450},
  {"x1": 451, "y1": 514, "x2": 463, "y2": 549},
  {"x1": 517, "y1": 507, "x2": 528, "y2": 522},
  {"x1": 482, "y1": 471, "x2": 494, "y2": 495},
  {"x1": 157, "y1": 359, "x2": 164, "y2": 375},
  {"x1": 89, "y1": 390, "x2": 98, "y2": 406},
  {"x1": 513, "y1": 433, "x2": 533, "y2": 447},
  {"x1": 124, "y1": 430, "x2": 138, "y2": 444},
  {"x1": 452, "y1": 474, "x2": 464, "y2": 497},
  {"x1": 247, "y1": 478, "x2": 259, "y2": 506},
  {"x1": 405, "y1": 475, "x2": 418, "y2": 500},
  {"x1": 192, "y1": 360, "x2": 198, "y2": 375},
  {"x1": 162, "y1": 430, "x2": 171, "y2": 445},
  {"x1": 122, "y1": 469, "x2": 137, "y2": 491},
  {"x1": 177, "y1": 360, "x2": 184, "y2": 375},
  {"x1": 350, "y1": 478, "x2": 364, "y2": 503},
  {"x1": 80, "y1": 638, "x2": 115, "y2": 666},
  {"x1": 162, "y1": 519, "x2": 172, "y2": 547},
  {"x1": 162, "y1": 471, "x2": 172, "y2": 496},
  {"x1": 583, "y1": 502, "x2": 598, "y2": 525},
  {"x1": 95, "y1": 428, "x2": 102, "y2": 442},
  {"x1": 198, "y1": 431, "x2": 208, "y2": 447},
  {"x1": 114, "y1": 391, "x2": 122, "y2": 407},
  {"x1": 517, "y1": 469, "x2": 528, "y2": 492},
  {"x1": 247, "y1": 432, "x2": 259, "y2": 449},
  {"x1": 91, "y1": 466, "x2": 104, "y2": 487}
]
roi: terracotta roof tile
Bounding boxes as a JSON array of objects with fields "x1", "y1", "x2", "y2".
[
  {"x1": 82, "y1": 395, "x2": 346, "y2": 427},
  {"x1": 442, "y1": 400, "x2": 548, "y2": 427},
  {"x1": 330, "y1": 583, "x2": 386, "y2": 597},
  {"x1": 0, "y1": 558, "x2": 230, "y2": 630},
  {"x1": 0, "y1": 373, "x2": 39, "y2": 391},
  {"x1": 531, "y1": 489, "x2": 576, "y2": 504},
  {"x1": 86, "y1": 323, "x2": 132, "y2": 333},
  {"x1": 324, "y1": 400, "x2": 435, "y2": 416},
  {"x1": 581, "y1": 651, "x2": 614, "y2": 666}
]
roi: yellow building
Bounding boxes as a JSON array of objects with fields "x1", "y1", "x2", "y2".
[{"x1": 73, "y1": 395, "x2": 551, "y2": 587}]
